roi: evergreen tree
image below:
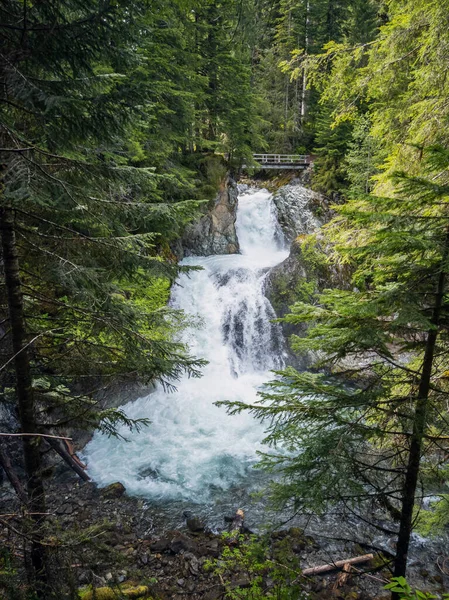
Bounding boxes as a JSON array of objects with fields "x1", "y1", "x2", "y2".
[
  {"x1": 275, "y1": 0, "x2": 379, "y2": 191},
  {"x1": 191, "y1": 0, "x2": 264, "y2": 164},
  {"x1": 225, "y1": 146, "x2": 449, "y2": 583},
  {"x1": 297, "y1": 0, "x2": 449, "y2": 182},
  {"x1": 310, "y1": 101, "x2": 352, "y2": 196},
  {"x1": 0, "y1": 1, "x2": 204, "y2": 593},
  {"x1": 345, "y1": 114, "x2": 380, "y2": 194}
]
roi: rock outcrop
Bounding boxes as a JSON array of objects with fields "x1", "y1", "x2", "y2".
[
  {"x1": 265, "y1": 182, "x2": 344, "y2": 368},
  {"x1": 265, "y1": 241, "x2": 312, "y2": 369},
  {"x1": 181, "y1": 177, "x2": 239, "y2": 257},
  {"x1": 272, "y1": 181, "x2": 330, "y2": 242}
]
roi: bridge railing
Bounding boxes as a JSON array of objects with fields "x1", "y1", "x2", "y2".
[{"x1": 252, "y1": 153, "x2": 309, "y2": 164}]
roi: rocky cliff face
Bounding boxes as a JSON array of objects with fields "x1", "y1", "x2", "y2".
[
  {"x1": 272, "y1": 182, "x2": 330, "y2": 242},
  {"x1": 264, "y1": 182, "x2": 343, "y2": 369},
  {"x1": 266, "y1": 183, "x2": 329, "y2": 307},
  {"x1": 181, "y1": 177, "x2": 239, "y2": 257}
]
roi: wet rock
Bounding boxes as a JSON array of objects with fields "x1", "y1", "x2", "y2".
[
  {"x1": 182, "y1": 177, "x2": 239, "y2": 256},
  {"x1": 204, "y1": 587, "x2": 224, "y2": 600},
  {"x1": 150, "y1": 538, "x2": 171, "y2": 553},
  {"x1": 242, "y1": 524, "x2": 254, "y2": 534},
  {"x1": 137, "y1": 466, "x2": 160, "y2": 480},
  {"x1": 170, "y1": 533, "x2": 197, "y2": 555},
  {"x1": 186, "y1": 516, "x2": 205, "y2": 533},
  {"x1": 92, "y1": 574, "x2": 106, "y2": 587},
  {"x1": 56, "y1": 503, "x2": 73, "y2": 515},
  {"x1": 230, "y1": 576, "x2": 251, "y2": 589},
  {"x1": 103, "y1": 531, "x2": 122, "y2": 547},
  {"x1": 101, "y1": 482, "x2": 126, "y2": 499},
  {"x1": 184, "y1": 552, "x2": 200, "y2": 574},
  {"x1": 198, "y1": 538, "x2": 220, "y2": 558},
  {"x1": 272, "y1": 182, "x2": 326, "y2": 243},
  {"x1": 265, "y1": 227, "x2": 349, "y2": 370},
  {"x1": 78, "y1": 571, "x2": 90, "y2": 585}
]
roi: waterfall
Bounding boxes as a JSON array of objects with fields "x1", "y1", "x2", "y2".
[{"x1": 83, "y1": 188, "x2": 289, "y2": 502}]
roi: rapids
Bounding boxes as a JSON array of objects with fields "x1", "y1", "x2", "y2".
[{"x1": 83, "y1": 188, "x2": 289, "y2": 502}]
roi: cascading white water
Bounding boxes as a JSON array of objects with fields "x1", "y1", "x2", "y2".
[{"x1": 83, "y1": 188, "x2": 289, "y2": 502}]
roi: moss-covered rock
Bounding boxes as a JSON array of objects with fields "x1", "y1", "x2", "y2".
[
  {"x1": 80, "y1": 585, "x2": 151, "y2": 600},
  {"x1": 101, "y1": 482, "x2": 126, "y2": 499},
  {"x1": 266, "y1": 232, "x2": 350, "y2": 369}
]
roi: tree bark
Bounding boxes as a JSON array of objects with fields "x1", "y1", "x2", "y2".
[
  {"x1": 302, "y1": 554, "x2": 374, "y2": 576},
  {"x1": 299, "y1": 0, "x2": 310, "y2": 126},
  {"x1": 0, "y1": 442, "x2": 28, "y2": 504},
  {"x1": 0, "y1": 205, "x2": 49, "y2": 595},
  {"x1": 393, "y1": 230, "x2": 449, "y2": 587}
]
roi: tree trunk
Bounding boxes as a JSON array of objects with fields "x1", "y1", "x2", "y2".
[
  {"x1": 299, "y1": 0, "x2": 310, "y2": 126},
  {"x1": 206, "y1": 4, "x2": 219, "y2": 143},
  {"x1": 0, "y1": 443, "x2": 28, "y2": 504},
  {"x1": 0, "y1": 205, "x2": 49, "y2": 596},
  {"x1": 393, "y1": 230, "x2": 449, "y2": 588}
]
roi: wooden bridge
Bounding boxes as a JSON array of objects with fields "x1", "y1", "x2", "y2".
[{"x1": 243, "y1": 154, "x2": 312, "y2": 170}]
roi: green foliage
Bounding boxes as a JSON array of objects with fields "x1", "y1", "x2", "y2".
[
  {"x1": 0, "y1": 0, "x2": 212, "y2": 437},
  {"x1": 205, "y1": 534, "x2": 306, "y2": 600},
  {"x1": 223, "y1": 147, "x2": 449, "y2": 574},
  {"x1": 311, "y1": 101, "x2": 353, "y2": 196},
  {"x1": 272, "y1": 0, "x2": 379, "y2": 181},
  {"x1": 384, "y1": 577, "x2": 449, "y2": 600},
  {"x1": 280, "y1": 0, "x2": 449, "y2": 187},
  {"x1": 298, "y1": 235, "x2": 328, "y2": 275},
  {"x1": 416, "y1": 496, "x2": 449, "y2": 538},
  {"x1": 0, "y1": 548, "x2": 22, "y2": 600},
  {"x1": 345, "y1": 115, "x2": 381, "y2": 194}
]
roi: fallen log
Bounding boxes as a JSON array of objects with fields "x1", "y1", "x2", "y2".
[
  {"x1": 0, "y1": 432, "x2": 72, "y2": 441},
  {"x1": 46, "y1": 437, "x2": 90, "y2": 482},
  {"x1": 302, "y1": 553, "x2": 374, "y2": 576},
  {"x1": 64, "y1": 439, "x2": 87, "y2": 469}
]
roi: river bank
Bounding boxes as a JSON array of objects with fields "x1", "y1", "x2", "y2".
[{"x1": 0, "y1": 469, "x2": 396, "y2": 600}]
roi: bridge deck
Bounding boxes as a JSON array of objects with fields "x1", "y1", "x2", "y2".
[{"x1": 243, "y1": 153, "x2": 311, "y2": 169}]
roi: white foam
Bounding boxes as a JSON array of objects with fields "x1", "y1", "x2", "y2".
[{"x1": 83, "y1": 189, "x2": 288, "y2": 501}]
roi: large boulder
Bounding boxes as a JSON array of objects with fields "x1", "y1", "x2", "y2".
[
  {"x1": 182, "y1": 177, "x2": 239, "y2": 256},
  {"x1": 101, "y1": 482, "x2": 126, "y2": 499},
  {"x1": 265, "y1": 238, "x2": 320, "y2": 369}
]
